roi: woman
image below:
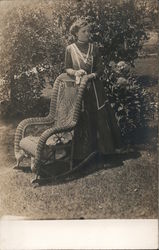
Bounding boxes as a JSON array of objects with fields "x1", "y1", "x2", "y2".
[{"x1": 64, "y1": 17, "x2": 123, "y2": 160}]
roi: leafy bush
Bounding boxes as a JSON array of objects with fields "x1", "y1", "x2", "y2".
[
  {"x1": 0, "y1": 3, "x2": 65, "y2": 115},
  {"x1": 0, "y1": 79, "x2": 10, "y2": 103},
  {"x1": 53, "y1": 0, "x2": 147, "y2": 64},
  {"x1": 0, "y1": 78, "x2": 11, "y2": 117},
  {"x1": 134, "y1": 0, "x2": 158, "y2": 30},
  {"x1": 104, "y1": 61, "x2": 155, "y2": 139}
]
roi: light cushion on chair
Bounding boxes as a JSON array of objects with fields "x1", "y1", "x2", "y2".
[
  {"x1": 19, "y1": 134, "x2": 72, "y2": 159},
  {"x1": 20, "y1": 136, "x2": 57, "y2": 159},
  {"x1": 20, "y1": 136, "x2": 40, "y2": 156}
]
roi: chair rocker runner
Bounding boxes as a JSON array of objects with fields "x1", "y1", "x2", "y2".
[{"x1": 14, "y1": 74, "x2": 96, "y2": 184}]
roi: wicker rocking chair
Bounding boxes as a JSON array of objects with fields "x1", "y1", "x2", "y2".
[{"x1": 14, "y1": 73, "x2": 96, "y2": 184}]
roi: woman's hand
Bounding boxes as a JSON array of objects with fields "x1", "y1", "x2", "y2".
[
  {"x1": 87, "y1": 73, "x2": 97, "y2": 79},
  {"x1": 66, "y1": 69, "x2": 87, "y2": 77},
  {"x1": 75, "y1": 69, "x2": 87, "y2": 77},
  {"x1": 79, "y1": 73, "x2": 97, "y2": 89},
  {"x1": 75, "y1": 70, "x2": 87, "y2": 85}
]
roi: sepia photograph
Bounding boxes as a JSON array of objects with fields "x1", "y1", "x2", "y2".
[{"x1": 0, "y1": 0, "x2": 158, "y2": 245}]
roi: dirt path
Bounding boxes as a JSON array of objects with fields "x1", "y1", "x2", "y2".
[{"x1": 0, "y1": 117, "x2": 157, "y2": 219}]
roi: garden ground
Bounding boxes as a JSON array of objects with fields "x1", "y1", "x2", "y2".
[{"x1": 0, "y1": 54, "x2": 158, "y2": 219}]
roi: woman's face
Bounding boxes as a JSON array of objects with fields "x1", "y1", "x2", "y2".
[{"x1": 77, "y1": 25, "x2": 91, "y2": 42}]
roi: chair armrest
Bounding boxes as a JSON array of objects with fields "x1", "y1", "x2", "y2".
[
  {"x1": 33, "y1": 121, "x2": 76, "y2": 172},
  {"x1": 16, "y1": 115, "x2": 54, "y2": 136},
  {"x1": 14, "y1": 115, "x2": 55, "y2": 156}
]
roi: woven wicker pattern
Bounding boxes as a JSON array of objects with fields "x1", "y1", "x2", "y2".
[{"x1": 14, "y1": 74, "x2": 91, "y2": 173}]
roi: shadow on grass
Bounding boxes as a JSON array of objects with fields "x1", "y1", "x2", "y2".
[
  {"x1": 14, "y1": 166, "x2": 32, "y2": 173},
  {"x1": 13, "y1": 123, "x2": 157, "y2": 186},
  {"x1": 12, "y1": 125, "x2": 156, "y2": 186},
  {"x1": 31, "y1": 150, "x2": 141, "y2": 187},
  {"x1": 126, "y1": 126, "x2": 157, "y2": 150},
  {"x1": 136, "y1": 75, "x2": 158, "y2": 87}
]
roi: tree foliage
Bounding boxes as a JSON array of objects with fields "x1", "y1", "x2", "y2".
[
  {"x1": 0, "y1": 3, "x2": 65, "y2": 115},
  {"x1": 134, "y1": 0, "x2": 158, "y2": 30}
]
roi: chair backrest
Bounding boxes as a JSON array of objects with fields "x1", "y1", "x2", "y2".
[
  {"x1": 14, "y1": 73, "x2": 88, "y2": 159},
  {"x1": 49, "y1": 73, "x2": 88, "y2": 127},
  {"x1": 72, "y1": 75, "x2": 88, "y2": 123}
]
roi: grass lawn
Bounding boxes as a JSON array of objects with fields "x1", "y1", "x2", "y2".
[{"x1": 133, "y1": 56, "x2": 158, "y2": 80}]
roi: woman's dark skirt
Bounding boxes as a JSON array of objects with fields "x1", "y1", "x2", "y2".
[{"x1": 73, "y1": 80, "x2": 123, "y2": 160}]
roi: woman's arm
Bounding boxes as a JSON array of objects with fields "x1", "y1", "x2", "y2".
[
  {"x1": 65, "y1": 46, "x2": 86, "y2": 77},
  {"x1": 65, "y1": 45, "x2": 75, "y2": 75},
  {"x1": 66, "y1": 68, "x2": 76, "y2": 76},
  {"x1": 65, "y1": 45, "x2": 87, "y2": 85}
]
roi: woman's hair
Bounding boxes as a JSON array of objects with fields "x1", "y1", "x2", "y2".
[{"x1": 70, "y1": 17, "x2": 91, "y2": 37}]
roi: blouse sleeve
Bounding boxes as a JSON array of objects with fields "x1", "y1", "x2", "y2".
[
  {"x1": 93, "y1": 45, "x2": 104, "y2": 77},
  {"x1": 65, "y1": 45, "x2": 73, "y2": 69}
]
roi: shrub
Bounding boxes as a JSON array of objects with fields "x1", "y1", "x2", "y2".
[
  {"x1": 0, "y1": 3, "x2": 65, "y2": 116},
  {"x1": 134, "y1": 0, "x2": 158, "y2": 30},
  {"x1": 0, "y1": 78, "x2": 11, "y2": 117},
  {"x1": 54, "y1": 0, "x2": 147, "y2": 64},
  {"x1": 104, "y1": 61, "x2": 155, "y2": 139}
]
